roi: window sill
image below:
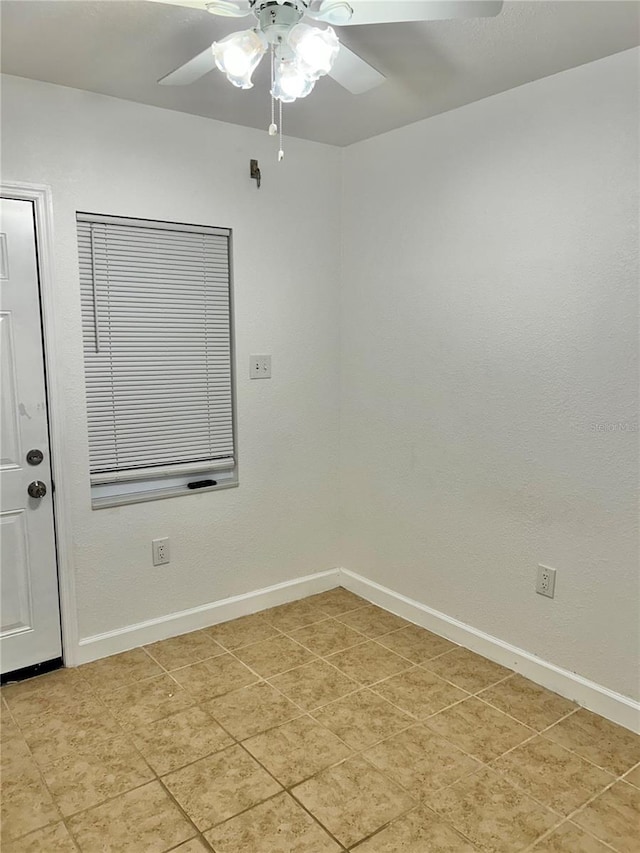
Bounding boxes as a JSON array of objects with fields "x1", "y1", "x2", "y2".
[{"x1": 91, "y1": 479, "x2": 238, "y2": 510}]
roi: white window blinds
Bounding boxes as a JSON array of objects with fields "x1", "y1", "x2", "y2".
[{"x1": 78, "y1": 214, "x2": 235, "y2": 486}]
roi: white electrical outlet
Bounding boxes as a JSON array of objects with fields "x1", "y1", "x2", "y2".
[
  {"x1": 250, "y1": 355, "x2": 272, "y2": 379},
  {"x1": 152, "y1": 537, "x2": 170, "y2": 566},
  {"x1": 536, "y1": 564, "x2": 556, "y2": 598}
]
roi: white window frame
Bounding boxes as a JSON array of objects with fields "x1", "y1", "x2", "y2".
[{"x1": 77, "y1": 212, "x2": 238, "y2": 509}]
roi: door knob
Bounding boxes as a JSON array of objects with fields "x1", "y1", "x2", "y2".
[{"x1": 27, "y1": 480, "x2": 47, "y2": 499}]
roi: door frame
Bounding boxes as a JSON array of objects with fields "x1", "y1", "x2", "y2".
[{"x1": 1, "y1": 182, "x2": 79, "y2": 666}]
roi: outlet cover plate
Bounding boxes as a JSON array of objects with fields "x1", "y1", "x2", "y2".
[
  {"x1": 536, "y1": 564, "x2": 556, "y2": 598},
  {"x1": 152, "y1": 537, "x2": 170, "y2": 566}
]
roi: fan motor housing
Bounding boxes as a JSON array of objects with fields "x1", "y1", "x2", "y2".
[{"x1": 257, "y1": 1, "x2": 304, "y2": 43}]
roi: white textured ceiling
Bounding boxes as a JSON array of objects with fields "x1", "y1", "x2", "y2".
[{"x1": 1, "y1": 1, "x2": 638, "y2": 145}]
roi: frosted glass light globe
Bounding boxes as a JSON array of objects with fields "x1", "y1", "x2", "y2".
[
  {"x1": 288, "y1": 24, "x2": 340, "y2": 79},
  {"x1": 223, "y1": 45, "x2": 252, "y2": 77},
  {"x1": 212, "y1": 29, "x2": 267, "y2": 89},
  {"x1": 271, "y1": 58, "x2": 315, "y2": 103}
]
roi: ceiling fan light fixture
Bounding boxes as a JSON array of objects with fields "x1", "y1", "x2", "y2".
[
  {"x1": 288, "y1": 22, "x2": 340, "y2": 78},
  {"x1": 212, "y1": 28, "x2": 267, "y2": 89},
  {"x1": 271, "y1": 56, "x2": 316, "y2": 103}
]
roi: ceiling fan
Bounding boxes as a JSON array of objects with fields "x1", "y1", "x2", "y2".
[{"x1": 150, "y1": 0, "x2": 503, "y2": 157}]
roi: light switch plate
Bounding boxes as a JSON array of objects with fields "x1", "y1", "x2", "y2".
[{"x1": 250, "y1": 355, "x2": 272, "y2": 379}]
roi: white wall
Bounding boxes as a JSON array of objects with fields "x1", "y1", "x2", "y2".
[
  {"x1": 2, "y1": 49, "x2": 638, "y2": 701},
  {"x1": 340, "y1": 49, "x2": 639, "y2": 701},
  {"x1": 1, "y1": 75, "x2": 342, "y2": 645}
]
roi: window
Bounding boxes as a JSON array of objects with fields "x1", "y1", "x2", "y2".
[{"x1": 78, "y1": 213, "x2": 236, "y2": 508}]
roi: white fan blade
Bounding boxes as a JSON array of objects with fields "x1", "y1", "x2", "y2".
[
  {"x1": 146, "y1": 0, "x2": 252, "y2": 16},
  {"x1": 339, "y1": 0, "x2": 503, "y2": 26},
  {"x1": 158, "y1": 46, "x2": 216, "y2": 85},
  {"x1": 329, "y1": 44, "x2": 385, "y2": 94},
  {"x1": 145, "y1": 0, "x2": 211, "y2": 9},
  {"x1": 307, "y1": 1, "x2": 355, "y2": 25}
]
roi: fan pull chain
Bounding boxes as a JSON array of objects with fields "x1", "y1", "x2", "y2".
[
  {"x1": 278, "y1": 99, "x2": 284, "y2": 162},
  {"x1": 268, "y1": 45, "x2": 277, "y2": 137}
]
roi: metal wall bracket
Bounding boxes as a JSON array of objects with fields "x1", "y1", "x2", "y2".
[{"x1": 250, "y1": 159, "x2": 261, "y2": 189}]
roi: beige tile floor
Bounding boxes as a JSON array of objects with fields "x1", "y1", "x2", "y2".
[{"x1": 1, "y1": 588, "x2": 639, "y2": 852}]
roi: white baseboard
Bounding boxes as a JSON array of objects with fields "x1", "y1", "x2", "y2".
[
  {"x1": 338, "y1": 568, "x2": 640, "y2": 735},
  {"x1": 75, "y1": 568, "x2": 341, "y2": 665},
  {"x1": 74, "y1": 564, "x2": 640, "y2": 735}
]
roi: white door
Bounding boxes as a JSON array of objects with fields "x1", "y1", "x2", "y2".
[{"x1": 0, "y1": 197, "x2": 62, "y2": 675}]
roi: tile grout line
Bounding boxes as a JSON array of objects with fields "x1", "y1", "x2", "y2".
[
  {"x1": 346, "y1": 800, "x2": 484, "y2": 853},
  {"x1": 155, "y1": 774, "x2": 216, "y2": 852},
  {"x1": 165, "y1": 836, "x2": 214, "y2": 853},
  {"x1": 167, "y1": 714, "x2": 353, "y2": 852},
  {"x1": 546, "y1": 774, "x2": 635, "y2": 851},
  {"x1": 520, "y1": 816, "x2": 620, "y2": 853}
]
